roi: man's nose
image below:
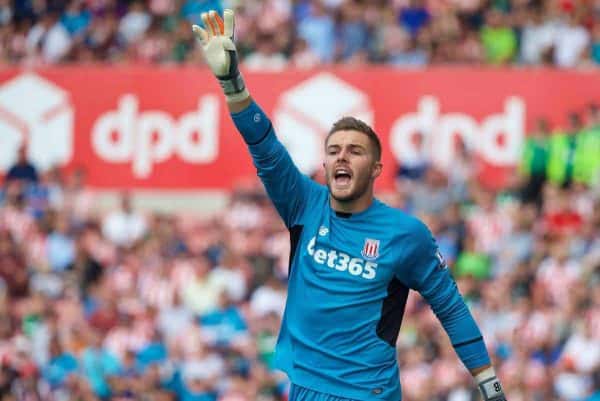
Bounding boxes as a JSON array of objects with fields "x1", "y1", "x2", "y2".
[{"x1": 337, "y1": 148, "x2": 349, "y2": 161}]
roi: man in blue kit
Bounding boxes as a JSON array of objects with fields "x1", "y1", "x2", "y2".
[{"x1": 192, "y1": 9, "x2": 507, "y2": 401}]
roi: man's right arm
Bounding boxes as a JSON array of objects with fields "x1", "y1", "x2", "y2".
[
  {"x1": 193, "y1": 10, "x2": 316, "y2": 227},
  {"x1": 229, "y1": 97, "x2": 316, "y2": 228}
]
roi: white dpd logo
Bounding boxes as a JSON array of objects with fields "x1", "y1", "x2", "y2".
[
  {"x1": 274, "y1": 73, "x2": 373, "y2": 175},
  {"x1": 272, "y1": 73, "x2": 525, "y2": 173},
  {"x1": 91, "y1": 94, "x2": 220, "y2": 178},
  {"x1": 0, "y1": 73, "x2": 73, "y2": 172}
]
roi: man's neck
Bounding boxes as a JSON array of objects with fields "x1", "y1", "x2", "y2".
[{"x1": 330, "y1": 194, "x2": 373, "y2": 215}]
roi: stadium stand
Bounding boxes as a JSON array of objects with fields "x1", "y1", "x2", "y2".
[
  {"x1": 0, "y1": 1, "x2": 599, "y2": 400},
  {"x1": 0, "y1": 0, "x2": 599, "y2": 67}
]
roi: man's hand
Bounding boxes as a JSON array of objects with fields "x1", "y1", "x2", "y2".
[
  {"x1": 475, "y1": 367, "x2": 507, "y2": 401},
  {"x1": 192, "y1": 9, "x2": 250, "y2": 103}
]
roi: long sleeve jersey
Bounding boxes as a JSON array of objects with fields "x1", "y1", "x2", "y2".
[{"x1": 231, "y1": 101, "x2": 490, "y2": 401}]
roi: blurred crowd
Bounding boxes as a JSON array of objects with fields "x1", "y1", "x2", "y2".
[
  {"x1": 0, "y1": 103, "x2": 599, "y2": 401},
  {"x1": 1, "y1": 0, "x2": 600, "y2": 67},
  {"x1": 386, "y1": 102, "x2": 600, "y2": 401}
]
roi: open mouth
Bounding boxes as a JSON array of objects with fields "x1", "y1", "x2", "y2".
[{"x1": 334, "y1": 168, "x2": 352, "y2": 187}]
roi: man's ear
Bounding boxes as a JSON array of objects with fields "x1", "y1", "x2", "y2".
[{"x1": 372, "y1": 161, "x2": 383, "y2": 179}]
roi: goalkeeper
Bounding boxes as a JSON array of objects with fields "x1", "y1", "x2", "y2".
[{"x1": 193, "y1": 9, "x2": 507, "y2": 401}]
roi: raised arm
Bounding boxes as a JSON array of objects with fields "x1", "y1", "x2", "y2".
[
  {"x1": 192, "y1": 10, "x2": 319, "y2": 228},
  {"x1": 401, "y1": 220, "x2": 507, "y2": 401}
]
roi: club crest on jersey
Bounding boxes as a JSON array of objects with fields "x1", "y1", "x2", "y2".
[{"x1": 361, "y1": 238, "x2": 380, "y2": 260}]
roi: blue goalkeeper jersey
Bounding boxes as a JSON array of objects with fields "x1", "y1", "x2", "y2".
[{"x1": 231, "y1": 102, "x2": 490, "y2": 401}]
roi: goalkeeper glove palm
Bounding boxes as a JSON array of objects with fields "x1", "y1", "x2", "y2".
[{"x1": 192, "y1": 10, "x2": 249, "y2": 103}]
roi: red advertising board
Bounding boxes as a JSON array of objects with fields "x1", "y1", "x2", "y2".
[{"x1": 0, "y1": 67, "x2": 598, "y2": 190}]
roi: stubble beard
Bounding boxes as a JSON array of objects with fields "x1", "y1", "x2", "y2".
[{"x1": 327, "y1": 173, "x2": 371, "y2": 204}]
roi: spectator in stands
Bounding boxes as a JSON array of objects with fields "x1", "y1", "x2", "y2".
[
  {"x1": 0, "y1": 0, "x2": 11, "y2": 26},
  {"x1": 467, "y1": 186, "x2": 512, "y2": 255},
  {"x1": 428, "y1": 8, "x2": 462, "y2": 63},
  {"x1": 289, "y1": 37, "x2": 320, "y2": 68},
  {"x1": 101, "y1": 191, "x2": 147, "y2": 248},
  {"x1": 592, "y1": 22, "x2": 600, "y2": 65},
  {"x1": 383, "y1": 25, "x2": 429, "y2": 66},
  {"x1": 398, "y1": 0, "x2": 430, "y2": 38},
  {"x1": 47, "y1": 212, "x2": 76, "y2": 272},
  {"x1": 4, "y1": 144, "x2": 38, "y2": 185},
  {"x1": 519, "y1": 3, "x2": 558, "y2": 65},
  {"x1": 520, "y1": 117, "x2": 551, "y2": 207},
  {"x1": 0, "y1": 0, "x2": 600, "y2": 67},
  {"x1": 456, "y1": 29, "x2": 486, "y2": 64},
  {"x1": 181, "y1": 255, "x2": 221, "y2": 315},
  {"x1": 448, "y1": 138, "x2": 477, "y2": 202},
  {"x1": 67, "y1": 232, "x2": 103, "y2": 297},
  {"x1": 455, "y1": 232, "x2": 491, "y2": 280},
  {"x1": 543, "y1": 187, "x2": 584, "y2": 237},
  {"x1": 26, "y1": 10, "x2": 72, "y2": 64},
  {"x1": 118, "y1": 0, "x2": 151, "y2": 45},
  {"x1": 336, "y1": 0, "x2": 369, "y2": 62},
  {"x1": 82, "y1": 11, "x2": 119, "y2": 62},
  {"x1": 576, "y1": 104, "x2": 600, "y2": 186},
  {"x1": 42, "y1": 335, "x2": 79, "y2": 390},
  {"x1": 200, "y1": 290, "x2": 248, "y2": 347},
  {"x1": 0, "y1": 179, "x2": 35, "y2": 247},
  {"x1": 0, "y1": 142, "x2": 597, "y2": 400},
  {"x1": 407, "y1": 167, "x2": 452, "y2": 216},
  {"x1": 62, "y1": 168, "x2": 95, "y2": 226},
  {"x1": 133, "y1": 17, "x2": 170, "y2": 63},
  {"x1": 494, "y1": 203, "x2": 536, "y2": 275},
  {"x1": 171, "y1": 18, "x2": 196, "y2": 63},
  {"x1": 553, "y1": 10, "x2": 590, "y2": 68},
  {"x1": 297, "y1": 0, "x2": 335, "y2": 63},
  {"x1": 480, "y1": 8, "x2": 517, "y2": 64},
  {"x1": 243, "y1": 31, "x2": 288, "y2": 71},
  {"x1": 546, "y1": 112, "x2": 582, "y2": 187},
  {"x1": 561, "y1": 311, "x2": 600, "y2": 376},
  {"x1": 395, "y1": 131, "x2": 429, "y2": 195},
  {"x1": 80, "y1": 329, "x2": 122, "y2": 399},
  {"x1": 0, "y1": 227, "x2": 28, "y2": 298},
  {"x1": 61, "y1": 0, "x2": 91, "y2": 38}
]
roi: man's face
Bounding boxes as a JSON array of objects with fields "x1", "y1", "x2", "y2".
[{"x1": 324, "y1": 130, "x2": 381, "y2": 203}]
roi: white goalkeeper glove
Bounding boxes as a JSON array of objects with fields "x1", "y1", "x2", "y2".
[
  {"x1": 475, "y1": 367, "x2": 507, "y2": 401},
  {"x1": 192, "y1": 9, "x2": 250, "y2": 103}
]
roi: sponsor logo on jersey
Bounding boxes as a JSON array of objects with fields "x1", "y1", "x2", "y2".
[
  {"x1": 361, "y1": 238, "x2": 380, "y2": 260},
  {"x1": 318, "y1": 226, "x2": 329, "y2": 236},
  {"x1": 307, "y1": 237, "x2": 377, "y2": 280},
  {"x1": 435, "y1": 250, "x2": 447, "y2": 269}
]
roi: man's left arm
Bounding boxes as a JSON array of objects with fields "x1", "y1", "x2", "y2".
[{"x1": 403, "y1": 220, "x2": 506, "y2": 401}]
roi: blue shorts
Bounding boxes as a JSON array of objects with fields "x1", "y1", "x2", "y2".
[{"x1": 289, "y1": 384, "x2": 358, "y2": 401}]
